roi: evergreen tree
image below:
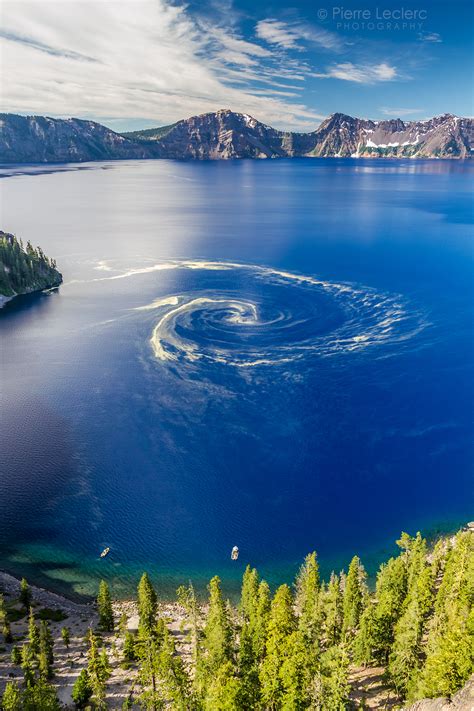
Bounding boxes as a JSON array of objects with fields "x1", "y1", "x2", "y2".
[
  {"x1": 241, "y1": 565, "x2": 259, "y2": 622},
  {"x1": 260, "y1": 584, "x2": 296, "y2": 709},
  {"x1": 353, "y1": 601, "x2": 377, "y2": 666},
  {"x1": 21, "y1": 643, "x2": 35, "y2": 688},
  {"x1": 38, "y1": 620, "x2": 54, "y2": 679},
  {"x1": 342, "y1": 556, "x2": 367, "y2": 636},
  {"x1": 61, "y1": 626, "x2": 71, "y2": 649},
  {"x1": 371, "y1": 555, "x2": 407, "y2": 663},
  {"x1": 27, "y1": 607, "x2": 40, "y2": 656},
  {"x1": 202, "y1": 576, "x2": 233, "y2": 674},
  {"x1": 1, "y1": 682, "x2": 23, "y2": 711},
  {"x1": 295, "y1": 551, "x2": 321, "y2": 645},
  {"x1": 415, "y1": 531, "x2": 473, "y2": 699},
  {"x1": 97, "y1": 579, "x2": 114, "y2": 632},
  {"x1": 72, "y1": 668, "x2": 93, "y2": 709},
  {"x1": 177, "y1": 582, "x2": 201, "y2": 667},
  {"x1": 3, "y1": 619, "x2": 13, "y2": 644},
  {"x1": 138, "y1": 573, "x2": 158, "y2": 636},
  {"x1": 321, "y1": 573, "x2": 343, "y2": 647},
  {"x1": 388, "y1": 561, "x2": 433, "y2": 696},
  {"x1": 279, "y1": 629, "x2": 309, "y2": 710},
  {"x1": 10, "y1": 646, "x2": 22, "y2": 666},
  {"x1": 123, "y1": 631, "x2": 137, "y2": 664},
  {"x1": 22, "y1": 678, "x2": 61, "y2": 711},
  {"x1": 87, "y1": 630, "x2": 111, "y2": 708},
  {"x1": 204, "y1": 660, "x2": 241, "y2": 711},
  {"x1": 19, "y1": 578, "x2": 31, "y2": 609}
]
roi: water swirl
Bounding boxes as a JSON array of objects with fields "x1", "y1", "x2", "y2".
[{"x1": 125, "y1": 261, "x2": 425, "y2": 368}]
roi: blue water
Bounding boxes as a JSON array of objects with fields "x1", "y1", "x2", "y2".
[{"x1": 0, "y1": 158, "x2": 472, "y2": 600}]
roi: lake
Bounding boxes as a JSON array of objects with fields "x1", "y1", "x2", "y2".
[{"x1": 0, "y1": 158, "x2": 472, "y2": 600}]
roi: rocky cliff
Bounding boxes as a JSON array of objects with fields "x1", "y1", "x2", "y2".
[
  {"x1": 0, "y1": 114, "x2": 156, "y2": 163},
  {"x1": 1, "y1": 110, "x2": 472, "y2": 162},
  {"x1": 402, "y1": 674, "x2": 474, "y2": 710}
]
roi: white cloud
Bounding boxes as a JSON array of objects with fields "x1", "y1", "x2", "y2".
[
  {"x1": 0, "y1": 0, "x2": 324, "y2": 131},
  {"x1": 313, "y1": 62, "x2": 397, "y2": 83},
  {"x1": 418, "y1": 31, "x2": 442, "y2": 43},
  {"x1": 255, "y1": 18, "x2": 342, "y2": 51},
  {"x1": 380, "y1": 107, "x2": 424, "y2": 117}
]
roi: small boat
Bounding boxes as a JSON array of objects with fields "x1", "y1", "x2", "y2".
[
  {"x1": 100, "y1": 547, "x2": 110, "y2": 558},
  {"x1": 231, "y1": 546, "x2": 239, "y2": 561}
]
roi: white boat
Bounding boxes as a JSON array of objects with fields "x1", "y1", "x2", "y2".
[
  {"x1": 231, "y1": 546, "x2": 239, "y2": 560},
  {"x1": 100, "y1": 547, "x2": 110, "y2": 558}
]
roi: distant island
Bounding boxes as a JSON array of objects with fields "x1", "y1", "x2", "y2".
[
  {"x1": 1, "y1": 110, "x2": 473, "y2": 163},
  {"x1": 0, "y1": 526, "x2": 472, "y2": 709},
  {"x1": 0, "y1": 231, "x2": 62, "y2": 307}
]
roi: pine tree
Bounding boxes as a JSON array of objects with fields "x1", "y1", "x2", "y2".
[
  {"x1": 38, "y1": 620, "x2": 54, "y2": 679},
  {"x1": 321, "y1": 573, "x2": 343, "y2": 647},
  {"x1": 353, "y1": 601, "x2": 377, "y2": 666},
  {"x1": 241, "y1": 565, "x2": 259, "y2": 622},
  {"x1": 123, "y1": 631, "x2": 137, "y2": 664},
  {"x1": 415, "y1": 531, "x2": 473, "y2": 699},
  {"x1": 87, "y1": 630, "x2": 111, "y2": 708},
  {"x1": 1, "y1": 681, "x2": 23, "y2": 710},
  {"x1": 19, "y1": 578, "x2": 31, "y2": 609},
  {"x1": 11, "y1": 646, "x2": 22, "y2": 666},
  {"x1": 61, "y1": 626, "x2": 71, "y2": 649},
  {"x1": 138, "y1": 572, "x2": 157, "y2": 636},
  {"x1": 388, "y1": 561, "x2": 433, "y2": 696},
  {"x1": 260, "y1": 584, "x2": 296, "y2": 708},
  {"x1": 97, "y1": 580, "x2": 114, "y2": 632},
  {"x1": 204, "y1": 660, "x2": 241, "y2": 711},
  {"x1": 295, "y1": 551, "x2": 321, "y2": 645},
  {"x1": 202, "y1": 576, "x2": 233, "y2": 674},
  {"x1": 319, "y1": 643, "x2": 351, "y2": 711},
  {"x1": 371, "y1": 555, "x2": 407, "y2": 663},
  {"x1": 27, "y1": 607, "x2": 40, "y2": 655},
  {"x1": 279, "y1": 629, "x2": 309, "y2": 710},
  {"x1": 342, "y1": 556, "x2": 367, "y2": 636},
  {"x1": 22, "y1": 678, "x2": 61, "y2": 710},
  {"x1": 72, "y1": 669, "x2": 93, "y2": 709},
  {"x1": 177, "y1": 582, "x2": 201, "y2": 668},
  {"x1": 21, "y1": 643, "x2": 35, "y2": 688},
  {"x1": 156, "y1": 627, "x2": 192, "y2": 710},
  {"x1": 3, "y1": 619, "x2": 13, "y2": 643}
]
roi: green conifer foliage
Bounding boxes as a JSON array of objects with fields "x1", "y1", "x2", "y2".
[
  {"x1": 202, "y1": 576, "x2": 233, "y2": 674},
  {"x1": 342, "y1": 556, "x2": 367, "y2": 636},
  {"x1": 71, "y1": 668, "x2": 93, "y2": 709},
  {"x1": 260, "y1": 584, "x2": 296, "y2": 708},
  {"x1": 19, "y1": 578, "x2": 31, "y2": 609},
  {"x1": 27, "y1": 607, "x2": 40, "y2": 656},
  {"x1": 1, "y1": 682, "x2": 23, "y2": 711},
  {"x1": 97, "y1": 580, "x2": 114, "y2": 632},
  {"x1": 138, "y1": 573, "x2": 158, "y2": 637},
  {"x1": 295, "y1": 552, "x2": 321, "y2": 645},
  {"x1": 321, "y1": 574, "x2": 343, "y2": 646}
]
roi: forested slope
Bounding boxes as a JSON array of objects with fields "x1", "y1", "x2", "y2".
[
  {"x1": 0, "y1": 231, "x2": 62, "y2": 301},
  {"x1": 0, "y1": 528, "x2": 472, "y2": 709}
]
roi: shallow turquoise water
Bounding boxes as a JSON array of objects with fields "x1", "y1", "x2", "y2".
[{"x1": 0, "y1": 158, "x2": 472, "y2": 600}]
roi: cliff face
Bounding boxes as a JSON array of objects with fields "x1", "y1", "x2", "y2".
[
  {"x1": 308, "y1": 112, "x2": 474, "y2": 158},
  {"x1": 131, "y1": 109, "x2": 309, "y2": 159},
  {"x1": 0, "y1": 114, "x2": 156, "y2": 163},
  {"x1": 1, "y1": 110, "x2": 473, "y2": 162},
  {"x1": 402, "y1": 674, "x2": 474, "y2": 710}
]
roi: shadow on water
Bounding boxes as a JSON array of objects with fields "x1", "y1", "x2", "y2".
[{"x1": 0, "y1": 288, "x2": 60, "y2": 320}]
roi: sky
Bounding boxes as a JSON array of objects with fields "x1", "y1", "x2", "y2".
[{"x1": 0, "y1": 0, "x2": 473, "y2": 132}]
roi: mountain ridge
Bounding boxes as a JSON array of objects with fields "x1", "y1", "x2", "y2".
[{"x1": 1, "y1": 109, "x2": 472, "y2": 162}]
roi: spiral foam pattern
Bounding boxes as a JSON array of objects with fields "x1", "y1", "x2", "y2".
[{"x1": 124, "y1": 261, "x2": 425, "y2": 368}]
